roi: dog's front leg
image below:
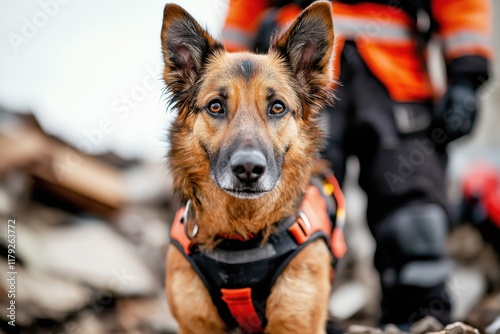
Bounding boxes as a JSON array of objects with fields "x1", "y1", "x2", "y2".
[
  {"x1": 165, "y1": 245, "x2": 227, "y2": 334},
  {"x1": 265, "y1": 239, "x2": 331, "y2": 334}
]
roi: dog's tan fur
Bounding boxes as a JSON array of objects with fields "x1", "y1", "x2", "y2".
[{"x1": 161, "y1": 2, "x2": 335, "y2": 333}]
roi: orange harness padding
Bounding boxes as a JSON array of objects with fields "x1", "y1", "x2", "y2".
[
  {"x1": 169, "y1": 176, "x2": 346, "y2": 333},
  {"x1": 289, "y1": 179, "x2": 347, "y2": 260}
]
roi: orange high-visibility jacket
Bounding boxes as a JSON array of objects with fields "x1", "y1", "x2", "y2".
[{"x1": 222, "y1": 0, "x2": 492, "y2": 102}]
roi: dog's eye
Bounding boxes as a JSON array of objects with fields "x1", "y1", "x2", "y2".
[
  {"x1": 207, "y1": 100, "x2": 224, "y2": 116},
  {"x1": 270, "y1": 101, "x2": 286, "y2": 116}
]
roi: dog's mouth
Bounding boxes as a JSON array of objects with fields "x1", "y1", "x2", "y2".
[{"x1": 222, "y1": 188, "x2": 270, "y2": 200}]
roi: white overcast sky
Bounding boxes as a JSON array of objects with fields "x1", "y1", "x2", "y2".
[{"x1": 0, "y1": 0, "x2": 229, "y2": 160}]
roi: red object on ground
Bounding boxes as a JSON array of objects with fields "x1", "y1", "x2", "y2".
[{"x1": 462, "y1": 163, "x2": 500, "y2": 228}]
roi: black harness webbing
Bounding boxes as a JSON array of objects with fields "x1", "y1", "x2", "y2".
[{"x1": 171, "y1": 218, "x2": 329, "y2": 331}]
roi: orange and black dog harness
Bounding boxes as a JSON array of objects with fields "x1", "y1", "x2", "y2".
[{"x1": 170, "y1": 175, "x2": 346, "y2": 333}]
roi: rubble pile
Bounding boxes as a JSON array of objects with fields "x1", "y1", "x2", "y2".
[
  {"x1": 0, "y1": 110, "x2": 178, "y2": 333},
  {"x1": 347, "y1": 318, "x2": 482, "y2": 334}
]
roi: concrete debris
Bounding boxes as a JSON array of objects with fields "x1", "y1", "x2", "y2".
[
  {"x1": 410, "y1": 316, "x2": 444, "y2": 334},
  {"x1": 430, "y1": 322, "x2": 480, "y2": 334},
  {"x1": 448, "y1": 225, "x2": 500, "y2": 332},
  {"x1": 40, "y1": 220, "x2": 160, "y2": 296},
  {"x1": 0, "y1": 262, "x2": 92, "y2": 326},
  {"x1": 466, "y1": 292, "x2": 500, "y2": 333},
  {"x1": 62, "y1": 310, "x2": 112, "y2": 334},
  {"x1": 347, "y1": 318, "x2": 478, "y2": 334},
  {"x1": 114, "y1": 206, "x2": 171, "y2": 278},
  {"x1": 0, "y1": 110, "x2": 173, "y2": 332},
  {"x1": 116, "y1": 297, "x2": 178, "y2": 333},
  {"x1": 123, "y1": 163, "x2": 174, "y2": 204},
  {"x1": 384, "y1": 324, "x2": 409, "y2": 334},
  {"x1": 485, "y1": 316, "x2": 500, "y2": 334},
  {"x1": 347, "y1": 324, "x2": 383, "y2": 334},
  {"x1": 330, "y1": 281, "x2": 371, "y2": 320},
  {"x1": 0, "y1": 111, "x2": 126, "y2": 217},
  {"x1": 447, "y1": 225, "x2": 484, "y2": 263}
]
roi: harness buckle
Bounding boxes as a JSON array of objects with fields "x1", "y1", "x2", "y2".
[
  {"x1": 288, "y1": 210, "x2": 312, "y2": 244},
  {"x1": 183, "y1": 200, "x2": 199, "y2": 240}
]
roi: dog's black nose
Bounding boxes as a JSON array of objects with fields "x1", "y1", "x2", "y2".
[{"x1": 230, "y1": 151, "x2": 266, "y2": 183}]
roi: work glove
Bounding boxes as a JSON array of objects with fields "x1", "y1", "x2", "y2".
[{"x1": 432, "y1": 81, "x2": 479, "y2": 146}]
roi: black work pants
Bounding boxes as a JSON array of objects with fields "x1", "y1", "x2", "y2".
[{"x1": 324, "y1": 42, "x2": 451, "y2": 325}]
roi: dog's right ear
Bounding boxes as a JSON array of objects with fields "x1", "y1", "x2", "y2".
[
  {"x1": 161, "y1": 4, "x2": 223, "y2": 94},
  {"x1": 270, "y1": 1, "x2": 334, "y2": 117}
]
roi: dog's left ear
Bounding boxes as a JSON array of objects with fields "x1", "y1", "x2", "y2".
[
  {"x1": 161, "y1": 4, "x2": 223, "y2": 95},
  {"x1": 271, "y1": 1, "x2": 334, "y2": 110}
]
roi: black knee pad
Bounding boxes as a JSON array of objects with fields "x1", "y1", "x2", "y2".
[{"x1": 375, "y1": 204, "x2": 451, "y2": 289}]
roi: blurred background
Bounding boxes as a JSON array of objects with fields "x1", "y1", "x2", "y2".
[{"x1": 0, "y1": 0, "x2": 499, "y2": 333}]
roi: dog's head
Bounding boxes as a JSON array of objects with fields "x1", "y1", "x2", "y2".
[{"x1": 162, "y1": 2, "x2": 334, "y2": 205}]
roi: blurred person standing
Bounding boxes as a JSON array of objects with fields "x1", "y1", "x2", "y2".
[{"x1": 222, "y1": 0, "x2": 492, "y2": 328}]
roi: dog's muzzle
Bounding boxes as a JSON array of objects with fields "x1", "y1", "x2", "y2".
[{"x1": 212, "y1": 145, "x2": 280, "y2": 200}]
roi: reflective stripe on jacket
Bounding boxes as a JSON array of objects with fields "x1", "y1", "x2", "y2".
[{"x1": 432, "y1": 0, "x2": 492, "y2": 61}]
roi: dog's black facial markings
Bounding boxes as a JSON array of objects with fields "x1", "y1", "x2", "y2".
[
  {"x1": 235, "y1": 59, "x2": 255, "y2": 82},
  {"x1": 192, "y1": 105, "x2": 203, "y2": 114},
  {"x1": 266, "y1": 88, "x2": 274, "y2": 99},
  {"x1": 219, "y1": 87, "x2": 228, "y2": 99}
]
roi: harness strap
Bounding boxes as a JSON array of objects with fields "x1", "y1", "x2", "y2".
[
  {"x1": 220, "y1": 288, "x2": 263, "y2": 334},
  {"x1": 170, "y1": 207, "x2": 191, "y2": 255},
  {"x1": 325, "y1": 173, "x2": 347, "y2": 259}
]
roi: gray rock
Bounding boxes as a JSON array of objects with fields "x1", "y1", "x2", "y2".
[
  {"x1": 410, "y1": 316, "x2": 444, "y2": 334},
  {"x1": 40, "y1": 219, "x2": 160, "y2": 296},
  {"x1": 0, "y1": 262, "x2": 92, "y2": 326},
  {"x1": 116, "y1": 296, "x2": 178, "y2": 333}
]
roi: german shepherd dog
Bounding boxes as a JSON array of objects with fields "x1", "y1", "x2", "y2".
[{"x1": 161, "y1": 2, "x2": 336, "y2": 333}]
